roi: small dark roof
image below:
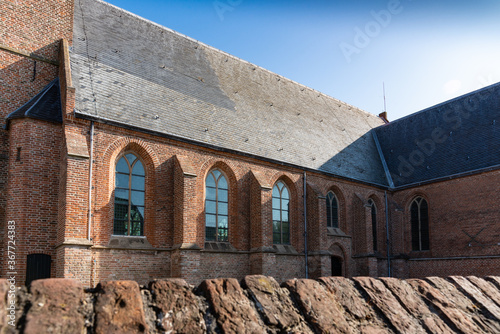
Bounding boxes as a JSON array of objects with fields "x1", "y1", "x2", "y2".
[
  {"x1": 5, "y1": 78, "x2": 62, "y2": 128},
  {"x1": 70, "y1": 0, "x2": 388, "y2": 186},
  {"x1": 375, "y1": 82, "x2": 500, "y2": 188}
]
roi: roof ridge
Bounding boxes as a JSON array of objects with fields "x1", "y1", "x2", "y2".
[
  {"x1": 94, "y1": 0, "x2": 378, "y2": 119},
  {"x1": 387, "y1": 81, "x2": 500, "y2": 125}
]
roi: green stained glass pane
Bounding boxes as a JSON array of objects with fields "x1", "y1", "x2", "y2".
[
  {"x1": 130, "y1": 221, "x2": 142, "y2": 236},
  {"x1": 218, "y1": 215, "x2": 228, "y2": 229},
  {"x1": 116, "y1": 157, "x2": 129, "y2": 173}
]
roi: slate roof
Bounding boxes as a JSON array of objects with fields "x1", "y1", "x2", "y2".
[
  {"x1": 70, "y1": 0, "x2": 388, "y2": 186},
  {"x1": 375, "y1": 82, "x2": 500, "y2": 188},
  {"x1": 5, "y1": 78, "x2": 62, "y2": 128}
]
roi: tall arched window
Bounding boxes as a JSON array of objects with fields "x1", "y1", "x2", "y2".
[
  {"x1": 205, "y1": 170, "x2": 228, "y2": 242},
  {"x1": 411, "y1": 197, "x2": 429, "y2": 251},
  {"x1": 272, "y1": 181, "x2": 290, "y2": 244},
  {"x1": 326, "y1": 191, "x2": 339, "y2": 228},
  {"x1": 368, "y1": 199, "x2": 377, "y2": 252},
  {"x1": 114, "y1": 153, "x2": 145, "y2": 236}
]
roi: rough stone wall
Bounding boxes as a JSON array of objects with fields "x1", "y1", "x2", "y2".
[{"x1": 1, "y1": 275, "x2": 500, "y2": 333}]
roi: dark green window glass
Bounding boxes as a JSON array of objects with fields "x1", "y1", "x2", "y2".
[
  {"x1": 411, "y1": 197, "x2": 430, "y2": 251},
  {"x1": 326, "y1": 192, "x2": 339, "y2": 228},
  {"x1": 205, "y1": 170, "x2": 229, "y2": 242},
  {"x1": 368, "y1": 199, "x2": 377, "y2": 252},
  {"x1": 114, "y1": 153, "x2": 145, "y2": 236},
  {"x1": 272, "y1": 181, "x2": 290, "y2": 244}
]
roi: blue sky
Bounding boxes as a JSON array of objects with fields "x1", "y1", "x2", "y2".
[{"x1": 105, "y1": 0, "x2": 500, "y2": 121}]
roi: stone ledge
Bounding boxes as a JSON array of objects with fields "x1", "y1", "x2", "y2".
[
  {"x1": 56, "y1": 238, "x2": 93, "y2": 248},
  {"x1": 106, "y1": 236, "x2": 153, "y2": 249}
]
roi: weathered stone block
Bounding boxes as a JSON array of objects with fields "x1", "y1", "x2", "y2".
[
  {"x1": 94, "y1": 280, "x2": 148, "y2": 334},
  {"x1": 283, "y1": 278, "x2": 353, "y2": 333},
  {"x1": 380, "y1": 277, "x2": 453, "y2": 334},
  {"x1": 354, "y1": 277, "x2": 425, "y2": 333},
  {"x1": 200, "y1": 278, "x2": 265, "y2": 334},
  {"x1": 149, "y1": 279, "x2": 206, "y2": 334},
  {"x1": 320, "y1": 276, "x2": 394, "y2": 333},
  {"x1": 24, "y1": 279, "x2": 85, "y2": 334},
  {"x1": 243, "y1": 275, "x2": 313, "y2": 333}
]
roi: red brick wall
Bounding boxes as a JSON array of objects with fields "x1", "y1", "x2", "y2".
[
  {"x1": 3, "y1": 119, "x2": 63, "y2": 283},
  {"x1": 91, "y1": 248, "x2": 170, "y2": 286},
  {"x1": 390, "y1": 169, "x2": 500, "y2": 278},
  {"x1": 53, "y1": 118, "x2": 395, "y2": 285},
  {"x1": 0, "y1": 0, "x2": 74, "y2": 282}
]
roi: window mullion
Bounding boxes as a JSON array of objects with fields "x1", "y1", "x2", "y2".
[
  {"x1": 215, "y1": 177, "x2": 219, "y2": 241},
  {"x1": 417, "y1": 201, "x2": 422, "y2": 250},
  {"x1": 128, "y1": 167, "x2": 132, "y2": 236}
]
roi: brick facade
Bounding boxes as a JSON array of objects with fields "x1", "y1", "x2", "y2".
[{"x1": 1, "y1": 0, "x2": 499, "y2": 287}]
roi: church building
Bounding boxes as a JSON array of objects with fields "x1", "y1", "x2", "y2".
[{"x1": 1, "y1": 0, "x2": 499, "y2": 287}]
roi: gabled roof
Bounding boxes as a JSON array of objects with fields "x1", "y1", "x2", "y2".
[
  {"x1": 5, "y1": 78, "x2": 62, "y2": 128},
  {"x1": 71, "y1": 0, "x2": 388, "y2": 186},
  {"x1": 375, "y1": 82, "x2": 500, "y2": 188}
]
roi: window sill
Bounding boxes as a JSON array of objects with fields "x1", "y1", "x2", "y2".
[
  {"x1": 272, "y1": 244, "x2": 299, "y2": 255},
  {"x1": 204, "y1": 241, "x2": 237, "y2": 252},
  {"x1": 327, "y1": 227, "x2": 350, "y2": 237},
  {"x1": 107, "y1": 235, "x2": 153, "y2": 249}
]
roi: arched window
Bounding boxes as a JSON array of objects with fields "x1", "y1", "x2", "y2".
[
  {"x1": 411, "y1": 197, "x2": 429, "y2": 251},
  {"x1": 326, "y1": 191, "x2": 339, "y2": 228},
  {"x1": 368, "y1": 199, "x2": 377, "y2": 252},
  {"x1": 114, "y1": 153, "x2": 145, "y2": 236},
  {"x1": 205, "y1": 170, "x2": 228, "y2": 242},
  {"x1": 272, "y1": 180, "x2": 290, "y2": 244}
]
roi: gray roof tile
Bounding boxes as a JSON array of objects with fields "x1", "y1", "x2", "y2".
[
  {"x1": 375, "y1": 82, "x2": 500, "y2": 188},
  {"x1": 71, "y1": 0, "x2": 389, "y2": 185}
]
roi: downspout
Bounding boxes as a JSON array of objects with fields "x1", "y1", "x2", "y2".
[
  {"x1": 303, "y1": 171, "x2": 308, "y2": 278},
  {"x1": 87, "y1": 121, "x2": 94, "y2": 241},
  {"x1": 385, "y1": 191, "x2": 391, "y2": 277}
]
